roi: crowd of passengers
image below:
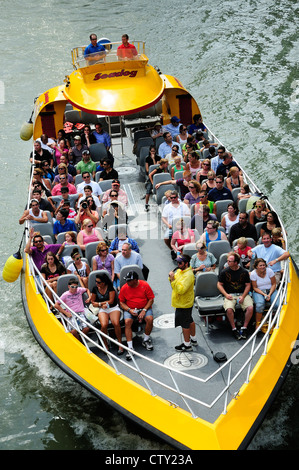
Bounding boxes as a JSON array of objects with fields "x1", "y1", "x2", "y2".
[{"x1": 22, "y1": 113, "x2": 290, "y2": 359}]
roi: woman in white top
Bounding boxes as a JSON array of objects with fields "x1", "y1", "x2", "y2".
[
  {"x1": 250, "y1": 258, "x2": 279, "y2": 329},
  {"x1": 67, "y1": 248, "x2": 90, "y2": 289},
  {"x1": 221, "y1": 202, "x2": 239, "y2": 235},
  {"x1": 176, "y1": 124, "x2": 188, "y2": 147}
]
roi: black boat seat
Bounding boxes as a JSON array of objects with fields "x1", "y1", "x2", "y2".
[
  {"x1": 194, "y1": 272, "x2": 224, "y2": 316},
  {"x1": 119, "y1": 264, "x2": 144, "y2": 289},
  {"x1": 208, "y1": 240, "x2": 231, "y2": 264}
]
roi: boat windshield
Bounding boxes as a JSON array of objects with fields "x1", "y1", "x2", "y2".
[{"x1": 71, "y1": 41, "x2": 146, "y2": 69}]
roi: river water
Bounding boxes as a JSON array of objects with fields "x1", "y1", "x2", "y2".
[{"x1": 0, "y1": 0, "x2": 298, "y2": 450}]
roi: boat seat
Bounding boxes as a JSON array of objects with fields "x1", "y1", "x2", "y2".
[
  {"x1": 182, "y1": 243, "x2": 197, "y2": 257},
  {"x1": 139, "y1": 146, "x2": 150, "y2": 180},
  {"x1": 174, "y1": 170, "x2": 184, "y2": 180},
  {"x1": 238, "y1": 198, "x2": 249, "y2": 213},
  {"x1": 215, "y1": 200, "x2": 234, "y2": 222},
  {"x1": 155, "y1": 136, "x2": 164, "y2": 151},
  {"x1": 153, "y1": 173, "x2": 171, "y2": 194},
  {"x1": 155, "y1": 183, "x2": 174, "y2": 205},
  {"x1": 44, "y1": 210, "x2": 54, "y2": 225},
  {"x1": 98, "y1": 179, "x2": 113, "y2": 193},
  {"x1": 85, "y1": 241, "x2": 102, "y2": 266},
  {"x1": 119, "y1": 265, "x2": 144, "y2": 288},
  {"x1": 231, "y1": 187, "x2": 241, "y2": 202},
  {"x1": 64, "y1": 110, "x2": 82, "y2": 123},
  {"x1": 57, "y1": 274, "x2": 80, "y2": 297},
  {"x1": 208, "y1": 240, "x2": 231, "y2": 264},
  {"x1": 135, "y1": 137, "x2": 154, "y2": 159},
  {"x1": 107, "y1": 223, "x2": 131, "y2": 240},
  {"x1": 56, "y1": 231, "x2": 77, "y2": 245},
  {"x1": 89, "y1": 143, "x2": 108, "y2": 162},
  {"x1": 232, "y1": 237, "x2": 256, "y2": 248},
  {"x1": 194, "y1": 272, "x2": 224, "y2": 318},
  {"x1": 33, "y1": 223, "x2": 55, "y2": 243},
  {"x1": 61, "y1": 244, "x2": 83, "y2": 258},
  {"x1": 133, "y1": 129, "x2": 150, "y2": 143},
  {"x1": 255, "y1": 221, "x2": 265, "y2": 239}
]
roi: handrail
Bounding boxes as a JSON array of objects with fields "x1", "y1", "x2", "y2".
[{"x1": 26, "y1": 250, "x2": 289, "y2": 416}]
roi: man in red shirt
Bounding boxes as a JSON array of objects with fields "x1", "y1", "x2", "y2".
[
  {"x1": 51, "y1": 175, "x2": 77, "y2": 196},
  {"x1": 119, "y1": 271, "x2": 154, "y2": 360},
  {"x1": 117, "y1": 34, "x2": 138, "y2": 60}
]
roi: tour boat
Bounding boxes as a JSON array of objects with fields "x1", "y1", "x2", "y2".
[{"x1": 13, "y1": 40, "x2": 299, "y2": 450}]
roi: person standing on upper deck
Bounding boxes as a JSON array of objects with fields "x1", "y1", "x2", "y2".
[
  {"x1": 117, "y1": 34, "x2": 138, "y2": 60},
  {"x1": 84, "y1": 34, "x2": 106, "y2": 63}
]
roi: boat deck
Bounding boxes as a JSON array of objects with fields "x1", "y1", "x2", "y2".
[{"x1": 82, "y1": 133, "x2": 264, "y2": 424}]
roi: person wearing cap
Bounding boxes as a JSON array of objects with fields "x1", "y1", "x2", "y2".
[
  {"x1": 149, "y1": 121, "x2": 163, "y2": 140},
  {"x1": 101, "y1": 179, "x2": 128, "y2": 207},
  {"x1": 119, "y1": 271, "x2": 155, "y2": 359},
  {"x1": 54, "y1": 278, "x2": 91, "y2": 341},
  {"x1": 169, "y1": 255, "x2": 196, "y2": 352},
  {"x1": 163, "y1": 116, "x2": 181, "y2": 139},
  {"x1": 76, "y1": 150, "x2": 97, "y2": 179},
  {"x1": 69, "y1": 135, "x2": 88, "y2": 165},
  {"x1": 19, "y1": 199, "x2": 49, "y2": 226}
]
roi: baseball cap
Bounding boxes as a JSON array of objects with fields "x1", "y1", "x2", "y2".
[
  {"x1": 124, "y1": 271, "x2": 139, "y2": 281},
  {"x1": 171, "y1": 116, "x2": 180, "y2": 123}
]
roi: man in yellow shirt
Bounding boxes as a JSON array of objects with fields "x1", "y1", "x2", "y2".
[{"x1": 169, "y1": 255, "x2": 196, "y2": 351}]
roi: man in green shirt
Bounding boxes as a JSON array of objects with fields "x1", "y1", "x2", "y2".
[{"x1": 76, "y1": 150, "x2": 96, "y2": 179}]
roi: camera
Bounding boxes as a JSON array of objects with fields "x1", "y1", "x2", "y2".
[{"x1": 81, "y1": 202, "x2": 88, "y2": 209}]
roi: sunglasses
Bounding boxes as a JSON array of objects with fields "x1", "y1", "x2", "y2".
[{"x1": 69, "y1": 285, "x2": 78, "y2": 289}]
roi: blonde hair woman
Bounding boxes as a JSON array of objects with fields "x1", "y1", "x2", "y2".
[
  {"x1": 92, "y1": 242, "x2": 115, "y2": 281},
  {"x1": 226, "y1": 166, "x2": 244, "y2": 192},
  {"x1": 77, "y1": 218, "x2": 103, "y2": 251}
]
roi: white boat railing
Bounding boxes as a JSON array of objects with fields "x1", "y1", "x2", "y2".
[
  {"x1": 24, "y1": 127, "x2": 291, "y2": 418},
  {"x1": 71, "y1": 41, "x2": 146, "y2": 70},
  {"x1": 26, "y1": 252, "x2": 289, "y2": 417}
]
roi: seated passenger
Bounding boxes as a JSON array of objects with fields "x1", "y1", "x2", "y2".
[
  {"x1": 216, "y1": 153, "x2": 240, "y2": 178},
  {"x1": 36, "y1": 134, "x2": 55, "y2": 154},
  {"x1": 221, "y1": 202, "x2": 239, "y2": 235},
  {"x1": 54, "y1": 278, "x2": 90, "y2": 341},
  {"x1": 92, "y1": 123, "x2": 112, "y2": 151},
  {"x1": 24, "y1": 227, "x2": 63, "y2": 272},
  {"x1": 41, "y1": 251, "x2": 66, "y2": 304},
  {"x1": 145, "y1": 145, "x2": 161, "y2": 176},
  {"x1": 259, "y1": 211, "x2": 281, "y2": 237},
  {"x1": 76, "y1": 150, "x2": 97, "y2": 179},
  {"x1": 201, "y1": 171, "x2": 216, "y2": 193},
  {"x1": 193, "y1": 190, "x2": 215, "y2": 215},
  {"x1": 41, "y1": 160, "x2": 55, "y2": 183},
  {"x1": 101, "y1": 179, "x2": 128, "y2": 207},
  {"x1": 30, "y1": 140, "x2": 54, "y2": 169},
  {"x1": 158, "y1": 132, "x2": 182, "y2": 160},
  {"x1": 30, "y1": 180, "x2": 51, "y2": 199},
  {"x1": 84, "y1": 33, "x2": 106, "y2": 63},
  {"x1": 53, "y1": 208, "x2": 78, "y2": 239},
  {"x1": 225, "y1": 166, "x2": 244, "y2": 192},
  {"x1": 217, "y1": 252, "x2": 254, "y2": 340},
  {"x1": 237, "y1": 183, "x2": 251, "y2": 201},
  {"x1": 81, "y1": 125, "x2": 97, "y2": 146},
  {"x1": 77, "y1": 185, "x2": 101, "y2": 209},
  {"x1": 199, "y1": 220, "x2": 228, "y2": 247},
  {"x1": 60, "y1": 200, "x2": 77, "y2": 220},
  {"x1": 67, "y1": 248, "x2": 90, "y2": 289},
  {"x1": 155, "y1": 170, "x2": 192, "y2": 200},
  {"x1": 31, "y1": 167, "x2": 52, "y2": 193},
  {"x1": 170, "y1": 219, "x2": 195, "y2": 255},
  {"x1": 229, "y1": 212, "x2": 258, "y2": 245},
  {"x1": 149, "y1": 122, "x2": 163, "y2": 141},
  {"x1": 51, "y1": 175, "x2": 77, "y2": 196},
  {"x1": 54, "y1": 155, "x2": 76, "y2": 178},
  {"x1": 102, "y1": 201, "x2": 128, "y2": 229},
  {"x1": 31, "y1": 188, "x2": 55, "y2": 216},
  {"x1": 233, "y1": 237, "x2": 252, "y2": 269},
  {"x1": 109, "y1": 228, "x2": 140, "y2": 256},
  {"x1": 51, "y1": 138, "x2": 69, "y2": 166},
  {"x1": 170, "y1": 155, "x2": 184, "y2": 178},
  {"x1": 19, "y1": 199, "x2": 48, "y2": 226},
  {"x1": 250, "y1": 258, "x2": 280, "y2": 330},
  {"x1": 89, "y1": 272, "x2": 123, "y2": 353},
  {"x1": 176, "y1": 124, "x2": 188, "y2": 148},
  {"x1": 188, "y1": 114, "x2": 207, "y2": 135},
  {"x1": 161, "y1": 190, "x2": 190, "y2": 251},
  {"x1": 119, "y1": 271, "x2": 155, "y2": 360},
  {"x1": 98, "y1": 158, "x2": 118, "y2": 181},
  {"x1": 61, "y1": 231, "x2": 77, "y2": 248},
  {"x1": 92, "y1": 242, "x2": 115, "y2": 281},
  {"x1": 183, "y1": 180, "x2": 202, "y2": 205},
  {"x1": 77, "y1": 171, "x2": 102, "y2": 200},
  {"x1": 200, "y1": 139, "x2": 218, "y2": 155},
  {"x1": 196, "y1": 159, "x2": 215, "y2": 185},
  {"x1": 271, "y1": 227, "x2": 285, "y2": 249},
  {"x1": 165, "y1": 144, "x2": 180, "y2": 165},
  {"x1": 69, "y1": 136, "x2": 88, "y2": 166},
  {"x1": 77, "y1": 218, "x2": 104, "y2": 252},
  {"x1": 249, "y1": 198, "x2": 270, "y2": 225},
  {"x1": 53, "y1": 163, "x2": 74, "y2": 185},
  {"x1": 163, "y1": 116, "x2": 181, "y2": 139},
  {"x1": 190, "y1": 241, "x2": 217, "y2": 274},
  {"x1": 181, "y1": 136, "x2": 201, "y2": 161},
  {"x1": 102, "y1": 190, "x2": 122, "y2": 216},
  {"x1": 117, "y1": 34, "x2": 138, "y2": 60},
  {"x1": 191, "y1": 203, "x2": 217, "y2": 233},
  {"x1": 208, "y1": 175, "x2": 233, "y2": 202},
  {"x1": 144, "y1": 158, "x2": 169, "y2": 211},
  {"x1": 248, "y1": 233, "x2": 290, "y2": 284},
  {"x1": 75, "y1": 198, "x2": 99, "y2": 228},
  {"x1": 114, "y1": 242, "x2": 143, "y2": 288},
  {"x1": 185, "y1": 151, "x2": 201, "y2": 179}
]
